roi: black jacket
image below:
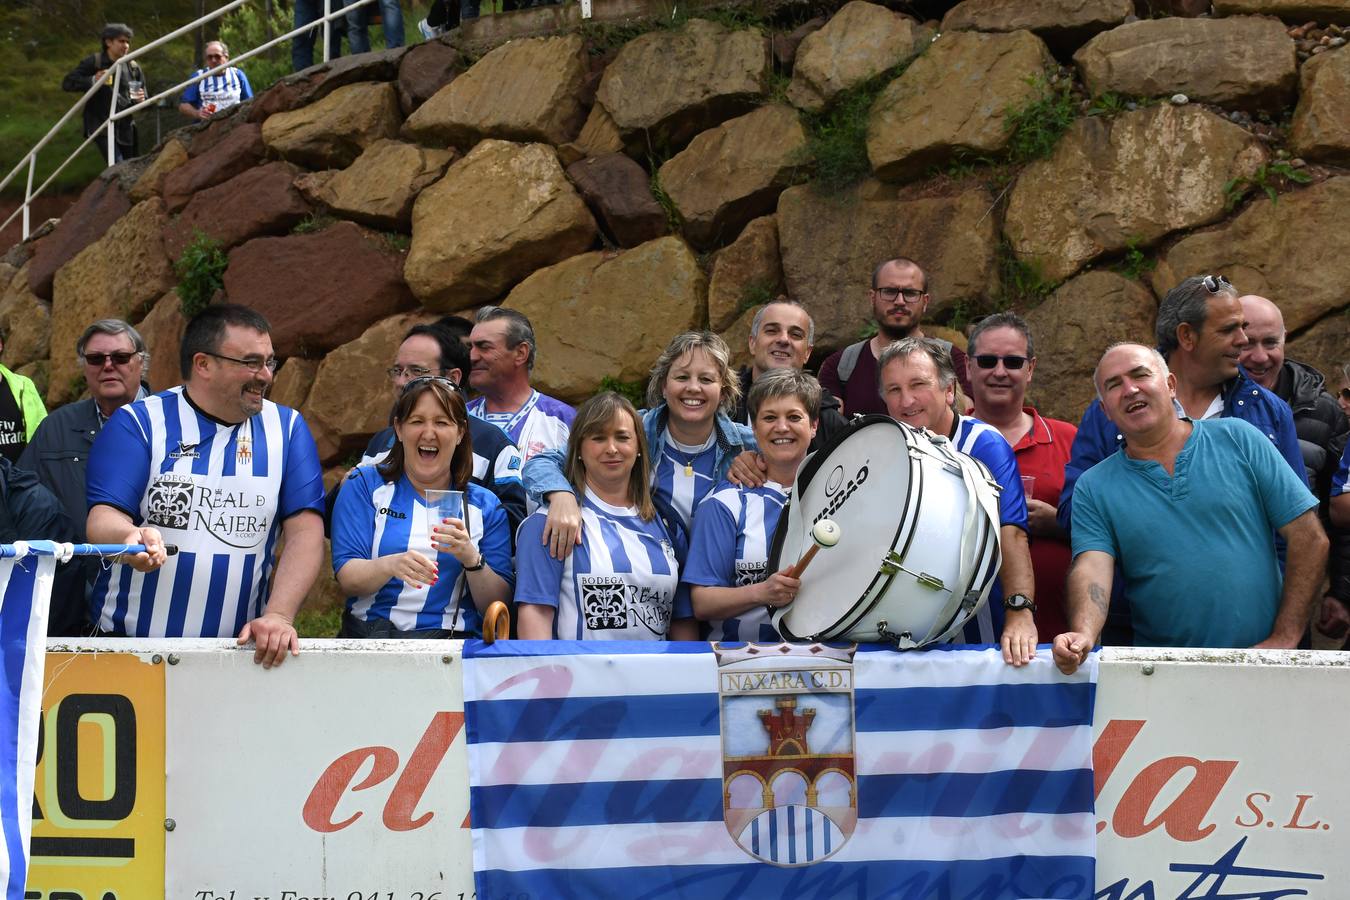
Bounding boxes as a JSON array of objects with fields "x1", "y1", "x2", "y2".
[
  {"x1": 61, "y1": 50, "x2": 143, "y2": 149},
  {"x1": 1273, "y1": 359, "x2": 1350, "y2": 602},
  {"x1": 733, "y1": 367, "x2": 851, "y2": 452},
  {"x1": 0, "y1": 457, "x2": 85, "y2": 636}
]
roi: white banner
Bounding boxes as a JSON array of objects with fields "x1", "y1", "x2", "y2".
[{"x1": 23, "y1": 642, "x2": 1350, "y2": 899}]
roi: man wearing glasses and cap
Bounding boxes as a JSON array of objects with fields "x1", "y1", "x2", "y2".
[
  {"x1": 178, "y1": 40, "x2": 253, "y2": 120},
  {"x1": 84, "y1": 306, "x2": 324, "y2": 668},
  {"x1": 19, "y1": 319, "x2": 150, "y2": 634}
]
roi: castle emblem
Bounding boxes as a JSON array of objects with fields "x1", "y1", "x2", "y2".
[{"x1": 714, "y1": 642, "x2": 857, "y2": 866}]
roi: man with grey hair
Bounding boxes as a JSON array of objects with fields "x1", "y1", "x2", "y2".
[
  {"x1": 467, "y1": 306, "x2": 574, "y2": 462},
  {"x1": 877, "y1": 336, "x2": 1038, "y2": 667},
  {"x1": 1053, "y1": 343, "x2": 1327, "y2": 674},
  {"x1": 1058, "y1": 275, "x2": 1304, "y2": 534},
  {"x1": 732, "y1": 298, "x2": 847, "y2": 446},
  {"x1": 178, "y1": 40, "x2": 253, "y2": 120},
  {"x1": 19, "y1": 318, "x2": 150, "y2": 633}
]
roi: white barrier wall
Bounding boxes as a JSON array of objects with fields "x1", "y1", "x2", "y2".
[{"x1": 25, "y1": 642, "x2": 1350, "y2": 899}]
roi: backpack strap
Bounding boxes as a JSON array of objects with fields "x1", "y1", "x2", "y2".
[{"x1": 836, "y1": 339, "x2": 869, "y2": 384}]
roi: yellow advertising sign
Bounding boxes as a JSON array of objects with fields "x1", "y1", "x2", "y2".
[{"x1": 26, "y1": 652, "x2": 165, "y2": 899}]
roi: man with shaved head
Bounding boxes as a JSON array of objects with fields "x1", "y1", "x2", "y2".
[
  {"x1": 1053, "y1": 343, "x2": 1328, "y2": 674},
  {"x1": 1239, "y1": 293, "x2": 1349, "y2": 645}
]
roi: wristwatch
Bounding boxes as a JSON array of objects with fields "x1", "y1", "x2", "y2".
[
  {"x1": 463, "y1": 553, "x2": 485, "y2": 572},
  {"x1": 1003, "y1": 593, "x2": 1036, "y2": 613}
]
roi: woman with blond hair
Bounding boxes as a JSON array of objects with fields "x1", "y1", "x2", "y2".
[
  {"x1": 516, "y1": 392, "x2": 697, "y2": 641},
  {"x1": 523, "y1": 331, "x2": 756, "y2": 560}
]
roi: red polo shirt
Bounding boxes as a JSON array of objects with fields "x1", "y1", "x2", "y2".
[{"x1": 1010, "y1": 407, "x2": 1077, "y2": 639}]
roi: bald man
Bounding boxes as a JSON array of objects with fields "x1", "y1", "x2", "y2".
[{"x1": 1239, "y1": 294, "x2": 1350, "y2": 645}]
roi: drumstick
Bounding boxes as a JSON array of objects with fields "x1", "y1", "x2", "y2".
[{"x1": 784, "y1": 519, "x2": 841, "y2": 579}]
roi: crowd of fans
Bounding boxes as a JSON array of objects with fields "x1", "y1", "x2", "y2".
[{"x1": 2, "y1": 255, "x2": 1346, "y2": 674}]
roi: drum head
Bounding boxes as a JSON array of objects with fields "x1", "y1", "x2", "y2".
[{"x1": 772, "y1": 417, "x2": 914, "y2": 639}]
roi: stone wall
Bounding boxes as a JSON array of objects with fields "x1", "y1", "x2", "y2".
[{"x1": 5, "y1": 0, "x2": 1348, "y2": 440}]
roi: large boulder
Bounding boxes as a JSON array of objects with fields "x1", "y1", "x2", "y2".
[
  {"x1": 786, "y1": 2, "x2": 927, "y2": 113},
  {"x1": 161, "y1": 162, "x2": 312, "y2": 261},
  {"x1": 1211, "y1": 1, "x2": 1350, "y2": 24},
  {"x1": 248, "y1": 47, "x2": 407, "y2": 122},
  {"x1": 1286, "y1": 311, "x2": 1350, "y2": 391},
  {"x1": 1290, "y1": 46, "x2": 1350, "y2": 166},
  {"x1": 303, "y1": 311, "x2": 437, "y2": 463},
  {"x1": 1004, "y1": 105, "x2": 1266, "y2": 284},
  {"x1": 866, "y1": 30, "x2": 1056, "y2": 182},
  {"x1": 261, "y1": 82, "x2": 403, "y2": 169},
  {"x1": 404, "y1": 140, "x2": 598, "y2": 311},
  {"x1": 160, "y1": 123, "x2": 266, "y2": 213},
  {"x1": 1074, "y1": 17, "x2": 1297, "y2": 111},
  {"x1": 719, "y1": 302, "x2": 759, "y2": 373},
  {"x1": 1152, "y1": 176, "x2": 1350, "y2": 334},
  {"x1": 48, "y1": 200, "x2": 175, "y2": 404},
  {"x1": 565, "y1": 153, "x2": 668, "y2": 248},
  {"x1": 707, "y1": 215, "x2": 783, "y2": 333},
  {"x1": 658, "y1": 104, "x2": 809, "y2": 249},
  {"x1": 136, "y1": 290, "x2": 187, "y2": 392},
  {"x1": 941, "y1": 0, "x2": 1132, "y2": 53},
  {"x1": 128, "y1": 137, "x2": 190, "y2": 202},
  {"x1": 27, "y1": 175, "x2": 131, "y2": 300},
  {"x1": 270, "y1": 357, "x2": 321, "y2": 410},
  {"x1": 1023, "y1": 271, "x2": 1157, "y2": 423},
  {"x1": 223, "y1": 221, "x2": 417, "y2": 358},
  {"x1": 595, "y1": 19, "x2": 767, "y2": 154},
  {"x1": 402, "y1": 35, "x2": 589, "y2": 148},
  {"x1": 396, "y1": 39, "x2": 464, "y2": 115},
  {"x1": 310, "y1": 139, "x2": 457, "y2": 230},
  {"x1": 563, "y1": 103, "x2": 625, "y2": 160},
  {"x1": 776, "y1": 182, "x2": 999, "y2": 350},
  {"x1": 501, "y1": 236, "x2": 706, "y2": 401},
  {"x1": 0, "y1": 264, "x2": 49, "y2": 370}
]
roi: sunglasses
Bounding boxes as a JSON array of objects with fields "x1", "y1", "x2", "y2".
[
  {"x1": 973, "y1": 354, "x2": 1029, "y2": 370},
  {"x1": 83, "y1": 351, "x2": 139, "y2": 367},
  {"x1": 402, "y1": 375, "x2": 458, "y2": 394},
  {"x1": 1202, "y1": 274, "x2": 1233, "y2": 293}
]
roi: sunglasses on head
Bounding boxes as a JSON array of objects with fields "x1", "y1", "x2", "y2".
[
  {"x1": 1202, "y1": 274, "x2": 1233, "y2": 293},
  {"x1": 83, "y1": 351, "x2": 138, "y2": 367},
  {"x1": 973, "y1": 354, "x2": 1029, "y2": 370},
  {"x1": 401, "y1": 375, "x2": 458, "y2": 394}
]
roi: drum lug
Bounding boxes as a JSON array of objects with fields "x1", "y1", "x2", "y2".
[
  {"x1": 877, "y1": 619, "x2": 918, "y2": 650},
  {"x1": 916, "y1": 572, "x2": 945, "y2": 591}
]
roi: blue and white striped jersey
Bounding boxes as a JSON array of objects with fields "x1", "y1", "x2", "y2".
[
  {"x1": 1333, "y1": 442, "x2": 1348, "y2": 497},
  {"x1": 515, "y1": 494, "x2": 692, "y2": 641},
  {"x1": 951, "y1": 414, "x2": 1027, "y2": 645},
  {"x1": 330, "y1": 469, "x2": 514, "y2": 634},
  {"x1": 651, "y1": 428, "x2": 719, "y2": 531},
  {"x1": 468, "y1": 390, "x2": 574, "y2": 462},
  {"x1": 181, "y1": 66, "x2": 253, "y2": 113},
  {"x1": 682, "y1": 480, "x2": 788, "y2": 642},
  {"x1": 85, "y1": 387, "x2": 324, "y2": 637}
]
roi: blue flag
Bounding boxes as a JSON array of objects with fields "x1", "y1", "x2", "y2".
[
  {"x1": 464, "y1": 641, "x2": 1098, "y2": 899},
  {"x1": 0, "y1": 553, "x2": 54, "y2": 898}
]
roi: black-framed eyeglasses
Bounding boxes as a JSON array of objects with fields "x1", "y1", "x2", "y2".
[
  {"x1": 82, "y1": 351, "x2": 140, "y2": 367},
  {"x1": 874, "y1": 287, "x2": 926, "y2": 303},
  {"x1": 401, "y1": 375, "x2": 458, "y2": 394},
  {"x1": 387, "y1": 365, "x2": 436, "y2": 381},
  {"x1": 1202, "y1": 274, "x2": 1232, "y2": 293},
  {"x1": 973, "y1": 354, "x2": 1030, "y2": 370},
  {"x1": 204, "y1": 351, "x2": 278, "y2": 373}
]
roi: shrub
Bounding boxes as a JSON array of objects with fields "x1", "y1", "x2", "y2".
[{"x1": 175, "y1": 231, "x2": 228, "y2": 317}]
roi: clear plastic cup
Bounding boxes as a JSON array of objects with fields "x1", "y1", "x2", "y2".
[
  {"x1": 424, "y1": 490, "x2": 463, "y2": 550},
  {"x1": 1020, "y1": 475, "x2": 1036, "y2": 502}
]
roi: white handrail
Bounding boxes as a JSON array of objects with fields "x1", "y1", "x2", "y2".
[{"x1": 1, "y1": 0, "x2": 376, "y2": 240}]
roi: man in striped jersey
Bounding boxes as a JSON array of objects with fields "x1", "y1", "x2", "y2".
[
  {"x1": 178, "y1": 41, "x2": 253, "y2": 120},
  {"x1": 878, "y1": 336, "x2": 1037, "y2": 666},
  {"x1": 85, "y1": 306, "x2": 325, "y2": 667}
]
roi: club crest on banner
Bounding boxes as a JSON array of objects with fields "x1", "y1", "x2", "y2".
[{"x1": 714, "y1": 642, "x2": 857, "y2": 867}]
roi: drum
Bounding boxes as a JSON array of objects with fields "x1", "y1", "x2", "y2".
[{"x1": 769, "y1": 415, "x2": 1003, "y2": 648}]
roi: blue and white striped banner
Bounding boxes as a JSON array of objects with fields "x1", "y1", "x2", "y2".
[
  {"x1": 0, "y1": 554, "x2": 54, "y2": 899},
  {"x1": 463, "y1": 642, "x2": 1098, "y2": 899}
]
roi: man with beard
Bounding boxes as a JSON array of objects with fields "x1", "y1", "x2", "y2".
[
  {"x1": 818, "y1": 258, "x2": 972, "y2": 416},
  {"x1": 85, "y1": 306, "x2": 324, "y2": 668}
]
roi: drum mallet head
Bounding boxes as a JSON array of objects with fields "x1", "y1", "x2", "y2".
[{"x1": 785, "y1": 518, "x2": 841, "y2": 578}]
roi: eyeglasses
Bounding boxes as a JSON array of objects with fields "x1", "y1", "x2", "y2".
[
  {"x1": 1202, "y1": 274, "x2": 1233, "y2": 293},
  {"x1": 387, "y1": 365, "x2": 438, "y2": 381},
  {"x1": 1340, "y1": 387, "x2": 1350, "y2": 402},
  {"x1": 82, "y1": 351, "x2": 139, "y2": 367},
  {"x1": 204, "y1": 351, "x2": 278, "y2": 373},
  {"x1": 401, "y1": 375, "x2": 458, "y2": 394},
  {"x1": 874, "y1": 287, "x2": 926, "y2": 303},
  {"x1": 973, "y1": 354, "x2": 1030, "y2": 370}
]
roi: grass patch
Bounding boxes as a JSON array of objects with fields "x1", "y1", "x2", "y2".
[
  {"x1": 1223, "y1": 161, "x2": 1314, "y2": 210},
  {"x1": 1117, "y1": 237, "x2": 1156, "y2": 281},
  {"x1": 598, "y1": 375, "x2": 646, "y2": 408},
  {"x1": 738, "y1": 279, "x2": 778, "y2": 314},
  {"x1": 294, "y1": 604, "x2": 343, "y2": 639},
  {"x1": 292, "y1": 213, "x2": 338, "y2": 234},
  {"x1": 799, "y1": 63, "x2": 907, "y2": 193},
  {"x1": 997, "y1": 241, "x2": 1057, "y2": 308},
  {"x1": 1003, "y1": 73, "x2": 1076, "y2": 165},
  {"x1": 381, "y1": 231, "x2": 411, "y2": 253},
  {"x1": 648, "y1": 170, "x2": 683, "y2": 232},
  {"x1": 175, "y1": 230, "x2": 227, "y2": 317}
]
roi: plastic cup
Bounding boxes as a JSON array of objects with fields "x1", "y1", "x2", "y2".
[
  {"x1": 126, "y1": 79, "x2": 145, "y2": 101},
  {"x1": 1020, "y1": 475, "x2": 1036, "y2": 502},
  {"x1": 424, "y1": 490, "x2": 463, "y2": 548}
]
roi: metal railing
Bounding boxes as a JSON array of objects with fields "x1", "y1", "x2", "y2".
[{"x1": 0, "y1": 0, "x2": 375, "y2": 241}]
